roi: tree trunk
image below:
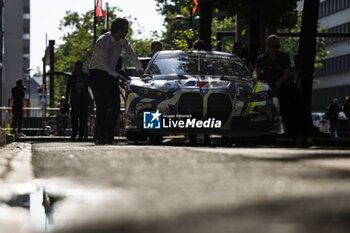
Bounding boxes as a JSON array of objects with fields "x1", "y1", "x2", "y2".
[
  {"x1": 298, "y1": 0, "x2": 320, "y2": 132},
  {"x1": 249, "y1": 18, "x2": 260, "y2": 65},
  {"x1": 199, "y1": 0, "x2": 212, "y2": 50}
]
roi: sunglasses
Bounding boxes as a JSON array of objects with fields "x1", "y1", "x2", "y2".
[{"x1": 270, "y1": 44, "x2": 280, "y2": 49}]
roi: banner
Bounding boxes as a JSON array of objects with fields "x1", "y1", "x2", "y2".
[
  {"x1": 193, "y1": 0, "x2": 199, "y2": 14},
  {"x1": 96, "y1": 0, "x2": 107, "y2": 17}
]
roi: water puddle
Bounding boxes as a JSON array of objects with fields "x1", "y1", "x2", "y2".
[{"x1": 1, "y1": 186, "x2": 64, "y2": 232}]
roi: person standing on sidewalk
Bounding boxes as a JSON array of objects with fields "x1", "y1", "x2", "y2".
[
  {"x1": 11, "y1": 79, "x2": 25, "y2": 136},
  {"x1": 89, "y1": 18, "x2": 143, "y2": 145},
  {"x1": 252, "y1": 34, "x2": 309, "y2": 145},
  {"x1": 66, "y1": 61, "x2": 90, "y2": 140},
  {"x1": 326, "y1": 98, "x2": 343, "y2": 138}
]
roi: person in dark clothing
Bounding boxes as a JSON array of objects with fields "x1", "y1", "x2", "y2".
[
  {"x1": 253, "y1": 35, "x2": 311, "y2": 145},
  {"x1": 326, "y1": 98, "x2": 342, "y2": 138},
  {"x1": 193, "y1": 39, "x2": 208, "y2": 50},
  {"x1": 148, "y1": 41, "x2": 163, "y2": 57},
  {"x1": 291, "y1": 55, "x2": 313, "y2": 144},
  {"x1": 232, "y1": 42, "x2": 252, "y2": 70},
  {"x1": 292, "y1": 55, "x2": 304, "y2": 94},
  {"x1": 66, "y1": 61, "x2": 90, "y2": 140},
  {"x1": 56, "y1": 96, "x2": 69, "y2": 136},
  {"x1": 252, "y1": 35, "x2": 291, "y2": 92},
  {"x1": 11, "y1": 79, "x2": 25, "y2": 136}
]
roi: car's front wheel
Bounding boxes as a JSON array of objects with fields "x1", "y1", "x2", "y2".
[
  {"x1": 148, "y1": 135, "x2": 163, "y2": 145},
  {"x1": 125, "y1": 132, "x2": 148, "y2": 144}
]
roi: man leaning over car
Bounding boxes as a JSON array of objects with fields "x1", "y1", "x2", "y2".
[{"x1": 89, "y1": 18, "x2": 143, "y2": 145}]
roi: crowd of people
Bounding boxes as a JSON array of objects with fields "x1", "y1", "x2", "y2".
[{"x1": 10, "y1": 17, "x2": 346, "y2": 144}]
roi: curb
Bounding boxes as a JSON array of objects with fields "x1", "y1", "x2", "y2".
[
  {"x1": 0, "y1": 128, "x2": 6, "y2": 146},
  {"x1": 0, "y1": 128, "x2": 15, "y2": 146}
]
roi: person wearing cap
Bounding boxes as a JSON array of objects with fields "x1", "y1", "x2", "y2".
[
  {"x1": 326, "y1": 98, "x2": 343, "y2": 138},
  {"x1": 89, "y1": 18, "x2": 143, "y2": 145}
]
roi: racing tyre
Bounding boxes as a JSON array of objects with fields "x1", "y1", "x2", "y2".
[
  {"x1": 125, "y1": 132, "x2": 148, "y2": 144},
  {"x1": 256, "y1": 135, "x2": 276, "y2": 145},
  {"x1": 148, "y1": 135, "x2": 163, "y2": 145},
  {"x1": 221, "y1": 136, "x2": 231, "y2": 147},
  {"x1": 189, "y1": 134, "x2": 197, "y2": 145}
]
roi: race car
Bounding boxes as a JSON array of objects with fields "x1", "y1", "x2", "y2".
[{"x1": 124, "y1": 50, "x2": 283, "y2": 144}]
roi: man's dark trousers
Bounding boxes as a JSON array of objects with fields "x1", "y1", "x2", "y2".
[
  {"x1": 12, "y1": 105, "x2": 23, "y2": 134},
  {"x1": 90, "y1": 69, "x2": 120, "y2": 143},
  {"x1": 71, "y1": 104, "x2": 89, "y2": 138}
]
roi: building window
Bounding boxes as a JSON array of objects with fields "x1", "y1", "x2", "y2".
[
  {"x1": 319, "y1": 0, "x2": 350, "y2": 18},
  {"x1": 22, "y1": 34, "x2": 30, "y2": 40},
  {"x1": 316, "y1": 54, "x2": 350, "y2": 76},
  {"x1": 23, "y1": 6, "x2": 30, "y2": 14},
  {"x1": 325, "y1": 22, "x2": 350, "y2": 45},
  {"x1": 23, "y1": 13, "x2": 30, "y2": 19},
  {"x1": 23, "y1": 47, "x2": 29, "y2": 54}
]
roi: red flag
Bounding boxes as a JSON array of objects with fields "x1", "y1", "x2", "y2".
[
  {"x1": 96, "y1": 0, "x2": 107, "y2": 17},
  {"x1": 193, "y1": 0, "x2": 199, "y2": 14}
]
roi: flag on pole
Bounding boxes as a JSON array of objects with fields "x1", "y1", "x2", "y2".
[
  {"x1": 193, "y1": 0, "x2": 199, "y2": 14},
  {"x1": 96, "y1": 0, "x2": 107, "y2": 17}
]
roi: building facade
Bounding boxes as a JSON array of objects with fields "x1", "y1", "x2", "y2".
[
  {"x1": 311, "y1": 0, "x2": 350, "y2": 110},
  {"x1": 2, "y1": 0, "x2": 30, "y2": 106}
]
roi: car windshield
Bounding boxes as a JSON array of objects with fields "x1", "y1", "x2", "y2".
[{"x1": 147, "y1": 52, "x2": 251, "y2": 79}]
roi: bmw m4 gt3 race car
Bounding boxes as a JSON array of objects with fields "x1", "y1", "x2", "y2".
[{"x1": 125, "y1": 50, "x2": 282, "y2": 144}]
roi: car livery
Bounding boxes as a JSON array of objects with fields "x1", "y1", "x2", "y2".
[{"x1": 124, "y1": 50, "x2": 282, "y2": 142}]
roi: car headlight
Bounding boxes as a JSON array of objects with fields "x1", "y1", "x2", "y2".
[
  {"x1": 131, "y1": 86, "x2": 173, "y2": 99},
  {"x1": 237, "y1": 91, "x2": 273, "y2": 102}
]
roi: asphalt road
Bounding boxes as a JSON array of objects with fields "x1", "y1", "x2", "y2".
[{"x1": 2, "y1": 140, "x2": 350, "y2": 233}]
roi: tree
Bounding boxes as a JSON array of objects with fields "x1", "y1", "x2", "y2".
[
  {"x1": 280, "y1": 10, "x2": 328, "y2": 68},
  {"x1": 213, "y1": 0, "x2": 298, "y2": 63},
  {"x1": 154, "y1": 0, "x2": 199, "y2": 50},
  {"x1": 298, "y1": 0, "x2": 320, "y2": 130},
  {"x1": 156, "y1": 0, "x2": 298, "y2": 58},
  {"x1": 53, "y1": 8, "x2": 153, "y2": 101},
  {"x1": 198, "y1": 0, "x2": 213, "y2": 49},
  {"x1": 155, "y1": 0, "x2": 235, "y2": 51}
]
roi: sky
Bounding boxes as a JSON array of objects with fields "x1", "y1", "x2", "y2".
[{"x1": 30, "y1": 0, "x2": 166, "y2": 72}]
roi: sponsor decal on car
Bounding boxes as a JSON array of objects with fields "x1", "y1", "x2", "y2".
[{"x1": 143, "y1": 110, "x2": 222, "y2": 129}]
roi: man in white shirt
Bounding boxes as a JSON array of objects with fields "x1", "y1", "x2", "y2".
[{"x1": 89, "y1": 18, "x2": 142, "y2": 144}]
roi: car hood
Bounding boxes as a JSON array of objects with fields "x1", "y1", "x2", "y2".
[{"x1": 129, "y1": 74, "x2": 270, "y2": 95}]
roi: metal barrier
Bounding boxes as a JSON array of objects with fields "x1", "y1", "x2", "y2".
[
  {"x1": 0, "y1": 106, "x2": 125, "y2": 137},
  {"x1": 0, "y1": 107, "x2": 67, "y2": 136}
]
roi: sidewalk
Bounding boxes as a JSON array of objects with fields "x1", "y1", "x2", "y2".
[
  {"x1": 13, "y1": 133, "x2": 350, "y2": 148},
  {"x1": 0, "y1": 142, "x2": 33, "y2": 233},
  {"x1": 276, "y1": 130, "x2": 350, "y2": 147}
]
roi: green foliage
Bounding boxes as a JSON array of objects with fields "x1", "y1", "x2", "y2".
[
  {"x1": 211, "y1": 15, "x2": 235, "y2": 52},
  {"x1": 53, "y1": 8, "x2": 154, "y2": 102},
  {"x1": 154, "y1": 2, "x2": 200, "y2": 50},
  {"x1": 279, "y1": 11, "x2": 329, "y2": 68},
  {"x1": 154, "y1": 1, "x2": 235, "y2": 51}
]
